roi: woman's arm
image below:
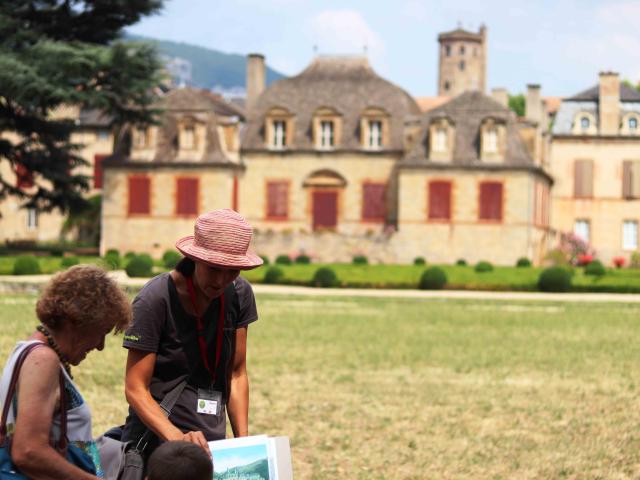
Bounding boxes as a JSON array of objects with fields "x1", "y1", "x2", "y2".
[
  {"x1": 12, "y1": 348, "x2": 98, "y2": 480},
  {"x1": 124, "y1": 349, "x2": 209, "y2": 451},
  {"x1": 227, "y1": 327, "x2": 249, "y2": 437}
]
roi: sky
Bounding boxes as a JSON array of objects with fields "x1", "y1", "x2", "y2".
[{"x1": 128, "y1": 0, "x2": 640, "y2": 97}]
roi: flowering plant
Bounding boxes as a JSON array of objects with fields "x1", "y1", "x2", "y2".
[
  {"x1": 613, "y1": 257, "x2": 626, "y2": 268},
  {"x1": 557, "y1": 232, "x2": 595, "y2": 266}
]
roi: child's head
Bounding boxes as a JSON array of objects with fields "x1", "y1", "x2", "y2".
[{"x1": 146, "y1": 441, "x2": 213, "y2": 480}]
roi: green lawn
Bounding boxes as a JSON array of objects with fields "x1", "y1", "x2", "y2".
[{"x1": 2, "y1": 293, "x2": 639, "y2": 478}]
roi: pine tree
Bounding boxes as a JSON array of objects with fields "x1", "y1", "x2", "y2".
[{"x1": 0, "y1": 0, "x2": 164, "y2": 213}]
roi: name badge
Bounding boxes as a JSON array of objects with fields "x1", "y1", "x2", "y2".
[{"x1": 197, "y1": 389, "x2": 222, "y2": 416}]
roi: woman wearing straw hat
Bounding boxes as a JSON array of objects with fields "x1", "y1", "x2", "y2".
[{"x1": 121, "y1": 209, "x2": 263, "y2": 457}]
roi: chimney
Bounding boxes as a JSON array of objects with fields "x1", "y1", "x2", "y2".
[
  {"x1": 491, "y1": 88, "x2": 509, "y2": 108},
  {"x1": 599, "y1": 71, "x2": 620, "y2": 135},
  {"x1": 246, "y1": 53, "x2": 266, "y2": 113},
  {"x1": 525, "y1": 84, "x2": 543, "y2": 124}
]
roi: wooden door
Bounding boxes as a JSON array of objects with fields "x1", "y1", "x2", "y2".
[{"x1": 312, "y1": 190, "x2": 338, "y2": 231}]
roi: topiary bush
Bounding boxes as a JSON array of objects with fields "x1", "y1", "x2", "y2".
[
  {"x1": 125, "y1": 255, "x2": 153, "y2": 278},
  {"x1": 60, "y1": 256, "x2": 79, "y2": 268},
  {"x1": 275, "y1": 255, "x2": 292, "y2": 265},
  {"x1": 312, "y1": 267, "x2": 339, "y2": 288},
  {"x1": 516, "y1": 257, "x2": 532, "y2": 268},
  {"x1": 263, "y1": 266, "x2": 284, "y2": 284},
  {"x1": 124, "y1": 251, "x2": 136, "y2": 260},
  {"x1": 584, "y1": 259, "x2": 606, "y2": 276},
  {"x1": 538, "y1": 266, "x2": 572, "y2": 292},
  {"x1": 295, "y1": 254, "x2": 311, "y2": 264},
  {"x1": 103, "y1": 251, "x2": 120, "y2": 270},
  {"x1": 12, "y1": 256, "x2": 41, "y2": 275},
  {"x1": 413, "y1": 257, "x2": 426, "y2": 266},
  {"x1": 474, "y1": 261, "x2": 494, "y2": 273},
  {"x1": 162, "y1": 250, "x2": 182, "y2": 270},
  {"x1": 260, "y1": 255, "x2": 270, "y2": 265},
  {"x1": 419, "y1": 267, "x2": 447, "y2": 290},
  {"x1": 352, "y1": 255, "x2": 368, "y2": 265},
  {"x1": 106, "y1": 248, "x2": 120, "y2": 257},
  {"x1": 456, "y1": 259, "x2": 467, "y2": 266}
]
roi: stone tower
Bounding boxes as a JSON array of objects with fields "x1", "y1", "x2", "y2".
[{"x1": 437, "y1": 25, "x2": 487, "y2": 96}]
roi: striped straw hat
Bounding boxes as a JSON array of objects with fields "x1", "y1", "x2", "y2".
[{"x1": 175, "y1": 209, "x2": 263, "y2": 270}]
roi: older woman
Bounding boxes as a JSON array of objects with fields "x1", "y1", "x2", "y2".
[
  {"x1": 121, "y1": 209, "x2": 262, "y2": 457},
  {"x1": 0, "y1": 265, "x2": 131, "y2": 479}
]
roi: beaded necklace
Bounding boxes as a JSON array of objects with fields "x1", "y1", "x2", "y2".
[{"x1": 36, "y1": 324, "x2": 73, "y2": 379}]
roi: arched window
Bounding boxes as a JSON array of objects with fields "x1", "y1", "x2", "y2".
[
  {"x1": 629, "y1": 117, "x2": 638, "y2": 132},
  {"x1": 580, "y1": 116, "x2": 590, "y2": 131}
]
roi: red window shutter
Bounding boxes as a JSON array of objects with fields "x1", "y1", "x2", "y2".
[
  {"x1": 15, "y1": 163, "x2": 34, "y2": 189},
  {"x1": 266, "y1": 181, "x2": 288, "y2": 219},
  {"x1": 479, "y1": 182, "x2": 503, "y2": 221},
  {"x1": 128, "y1": 176, "x2": 151, "y2": 215},
  {"x1": 176, "y1": 178, "x2": 199, "y2": 215},
  {"x1": 362, "y1": 183, "x2": 386, "y2": 221},
  {"x1": 428, "y1": 181, "x2": 452, "y2": 220},
  {"x1": 93, "y1": 154, "x2": 108, "y2": 189}
]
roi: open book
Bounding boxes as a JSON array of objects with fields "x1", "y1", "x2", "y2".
[{"x1": 208, "y1": 435, "x2": 293, "y2": 480}]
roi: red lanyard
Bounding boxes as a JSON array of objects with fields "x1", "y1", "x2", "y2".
[{"x1": 185, "y1": 276, "x2": 225, "y2": 384}]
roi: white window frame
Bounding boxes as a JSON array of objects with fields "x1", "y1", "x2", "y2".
[
  {"x1": 433, "y1": 127, "x2": 448, "y2": 153},
  {"x1": 368, "y1": 120, "x2": 382, "y2": 149},
  {"x1": 181, "y1": 125, "x2": 196, "y2": 150},
  {"x1": 272, "y1": 120, "x2": 286, "y2": 149},
  {"x1": 319, "y1": 120, "x2": 334, "y2": 149},
  {"x1": 26, "y1": 208, "x2": 38, "y2": 230},
  {"x1": 574, "y1": 219, "x2": 590, "y2": 243},
  {"x1": 484, "y1": 127, "x2": 498, "y2": 153},
  {"x1": 623, "y1": 220, "x2": 638, "y2": 251}
]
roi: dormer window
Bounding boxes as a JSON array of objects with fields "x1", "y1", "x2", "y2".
[
  {"x1": 360, "y1": 107, "x2": 389, "y2": 151},
  {"x1": 272, "y1": 120, "x2": 286, "y2": 149},
  {"x1": 622, "y1": 113, "x2": 640, "y2": 135},
  {"x1": 480, "y1": 118, "x2": 506, "y2": 162},
  {"x1": 580, "y1": 116, "x2": 590, "y2": 131},
  {"x1": 484, "y1": 127, "x2": 498, "y2": 153},
  {"x1": 133, "y1": 127, "x2": 149, "y2": 149},
  {"x1": 265, "y1": 107, "x2": 294, "y2": 150},
  {"x1": 368, "y1": 120, "x2": 382, "y2": 149},
  {"x1": 428, "y1": 117, "x2": 454, "y2": 162},
  {"x1": 630, "y1": 117, "x2": 638, "y2": 132},
  {"x1": 433, "y1": 127, "x2": 448, "y2": 152},
  {"x1": 180, "y1": 125, "x2": 196, "y2": 150},
  {"x1": 572, "y1": 112, "x2": 596, "y2": 135},
  {"x1": 319, "y1": 120, "x2": 334, "y2": 149}
]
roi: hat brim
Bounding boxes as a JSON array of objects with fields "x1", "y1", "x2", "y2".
[{"x1": 175, "y1": 236, "x2": 264, "y2": 270}]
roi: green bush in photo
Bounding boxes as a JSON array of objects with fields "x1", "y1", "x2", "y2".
[
  {"x1": 125, "y1": 255, "x2": 153, "y2": 278},
  {"x1": 103, "y1": 251, "x2": 120, "y2": 270},
  {"x1": 263, "y1": 266, "x2": 284, "y2": 284},
  {"x1": 419, "y1": 267, "x2": 447, "y2": 290},
  {"x1": 352, "y1": 255, "x2": 368, "y2": 265},
  {"x1": 295, "y1": 254, "x2": 311, "y2": 264},
  {"x1": 475, "y1": 261, "x2": 494, "y2": 273},
  {"x1": 413, "y1": 257, "x2": 426, "y2": 266},
  {"x1": 456, "y1": 259, "x2": 467, "y2": 266},
  {"x1": 584, "y1": 259, "x2": 606, "y2": 276},
  {"x1": 260, "y1": 255, "x2": 270, "y2": 265},
  {"x1": 275, "y1": 255, "x2": 292, "y2": 265},
  {"x1": 516, "y1": 257, "x2": 532, "y2": 268},
  {"x1": 162, "y1": 250, "x2": 182, "y2": 269},
  {"x1": 60, "y1": 256, "x2": 80, "y2": 268},
  {"x1": 106, "y1": 248, "x2": 120, "y2": 257},
  {"x1": 538, "y1": 267, "x2": 572, "y2": 292},
  {"x1": 124, "y1": 251, "x2": 136, "y2": 260},
  {"x1": 12, "y1": 256, "x2": 41, "y2": 275},
  {"x1": 312, "y1": 267, "x2": 339, "y2": 288}
]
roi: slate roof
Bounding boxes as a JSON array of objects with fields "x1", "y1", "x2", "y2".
[
  {"x1": 566, "y1": 84, "x2": 640, "y2": 102},
  {"x1": 242, "y1": 56, "x2": 420, "y2": 152},
  {"x1": 404, "y1": 91, "x2": 534, "y2": 166}
]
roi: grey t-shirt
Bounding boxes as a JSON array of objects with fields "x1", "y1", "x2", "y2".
[{"x1": 122, "y1": 272, "x2": 258, "y2": 444}]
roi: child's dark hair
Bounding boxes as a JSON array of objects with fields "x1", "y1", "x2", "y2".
[
  {"x1": 175, "y1": 257, "x2": 195, "y2": 277},
  {"x1": 146, "y1": 441, "x2": 212, "y2": 480}
]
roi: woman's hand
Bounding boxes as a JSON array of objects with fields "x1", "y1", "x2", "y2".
[{"x1": 176, "y1": 431, "x2": 211, "y2": 456}]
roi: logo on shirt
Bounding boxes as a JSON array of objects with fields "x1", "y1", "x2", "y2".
[{"x1": 124, "y1": 334, "x2": 141, "y2": 342}]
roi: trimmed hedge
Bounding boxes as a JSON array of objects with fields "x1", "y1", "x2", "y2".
[
  {"x1": 103, "y1": 251, "x2": 120, "y2": 270},
  {"x1": 60, "y1": 256, "x2": 80, "y2": 268},
  {"x1": 124, "y1": 251, "x2": 136, "y2": 260},
  {"x1": 516, "y1": 257, "x2": 532, "y2": 268},
  {"x1": 295, "y1": 254, "x2": 311, "y2": 264},
  {"x1": 419, "y1": 267, "x2": 447, "y2": 290},
  {"x1": 312, "y1": 267, "x2": 339, "y2": 288},
  {"x1": 584, "y1": 260, "x2": 606, "y2": 276},
  {"x1": 413, "y1": 257, "x2": 426, "y2": 266},
  {"x1": 125, "y1": 255, "x2": 153, "y2": 278},
  {"x1": 275, "y1": 255, "x2": 292, "y2": 265},
  {"x1": 12, "y1": 256, "x2": 41, "y2": 275},
  {"x1": 352, "y1": 255, "x2": 368, "y2": 265},
  {"x1": 162, "y1": 250, "x2": 182, "y2": 269},
  {"x1": 263, "y1": 266, "x2": 284, "y2": 284},
  {"x1": 260, "y1": 255, "x2": 270, "y2": 265},
  {"x1": 538, "y1": 267, "x2": 572, "y2": 292},
  {"x1": 475, "y1": 261, "x2": 494, "y2": 273},
  {"x1": 106, "y1": 249, "x2": 120, "y2": 257},
  {"x1": 456, "y1": 259, "x2": 467, "y2": 266}
]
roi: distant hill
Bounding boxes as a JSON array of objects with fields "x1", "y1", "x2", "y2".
[{"x1": 125, "y1": 33, "x2": 286, "y2": 92}]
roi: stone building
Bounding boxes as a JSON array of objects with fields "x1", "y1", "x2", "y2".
[
  {"x1": 550, "y1": 72, "x2": 640, "y2": 263},
  {"x1": 101, "y1": 88, "x2": 245, "y2": 257},
  {"x1": 396, "y1": 91, "x2": 552, "y2": 265},
  {"x1": 437, "y1": 26, "x2": 487, "y2": 96}
]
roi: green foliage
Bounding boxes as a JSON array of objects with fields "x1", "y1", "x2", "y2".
[
  {"x1": 538, "y1": 267, "x2": 572, "y2": 292},
  {"x1": 60, "y1": 256, "x2": 79, "y2": 268},
  {"x1": 312, "y1": 267, "x2": 339, "y2": 288},
  {"x1": 419, "y1": 267, "x2": 447, "y2": 290},
  {"x1": 0, "y1": 1, "x2": 163, "y2": 213},
  {"x1": 630, "y1": 252, "x2": 640, "y2": 269},
  {"x1": 475, "y1": 261, "x2": 494, "y2": 273},
  {"x1": 456, "y1": 259, "x2": 467, "y2": 266},
  {"x1": 124, "y1": 252, "x2": 136, "y2": 260},
  {"x1": 137, "y1": 254, "x2": 154, "y2": 270},
  {"x1": 103, "y1": 251, "x2": 120, "y2": 270},
  {"x1": 106, "y1": 249, "x2": 120, "y2": 257},
  {"x1": 413, "y1": 257, "x2": 426, "y2": 266},
  {"x1": 295, "y1": 254, "x2": 311, "y2": 264},
  {"x1": 12, "y1": 256, "x2": 41, "y2": 275},
  {"x1": 585, "y1": 260, "x2": 606, "y2": 276},
  {"x1": 516, "y1": 257, "x2": 532, "y2": 268},
  {"x1": 162, "y1": 250, "x2": 181, "y2": 269},
  {"x1": 125, "y1": 255, "x2": 153, "y2": 278},
  {"x1": 275, "y1": 255, "x2": 292, "y2": 265},
  {"x1": 260, "y1": 255, "x2": 270, "y2": 265},
  {"x1": 263, "y1": 266, "x2": 284, "y2": 284},
  {"x1": 352, "y1": 255, "x2": 368, "y2": 265},
  {"x1": 508, "y1": 94, "x2": 526, "y2": 117},
  {"x1": 62, "y1": 195, "x2": 102, "y2": 246}
]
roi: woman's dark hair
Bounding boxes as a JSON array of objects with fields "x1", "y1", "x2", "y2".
[
  {"x1": 146, "y1": 441, "x2": 212, "y2": 480},
  {"x1": 175, "y1": 257, "x2": 195, "y2": 276}
]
